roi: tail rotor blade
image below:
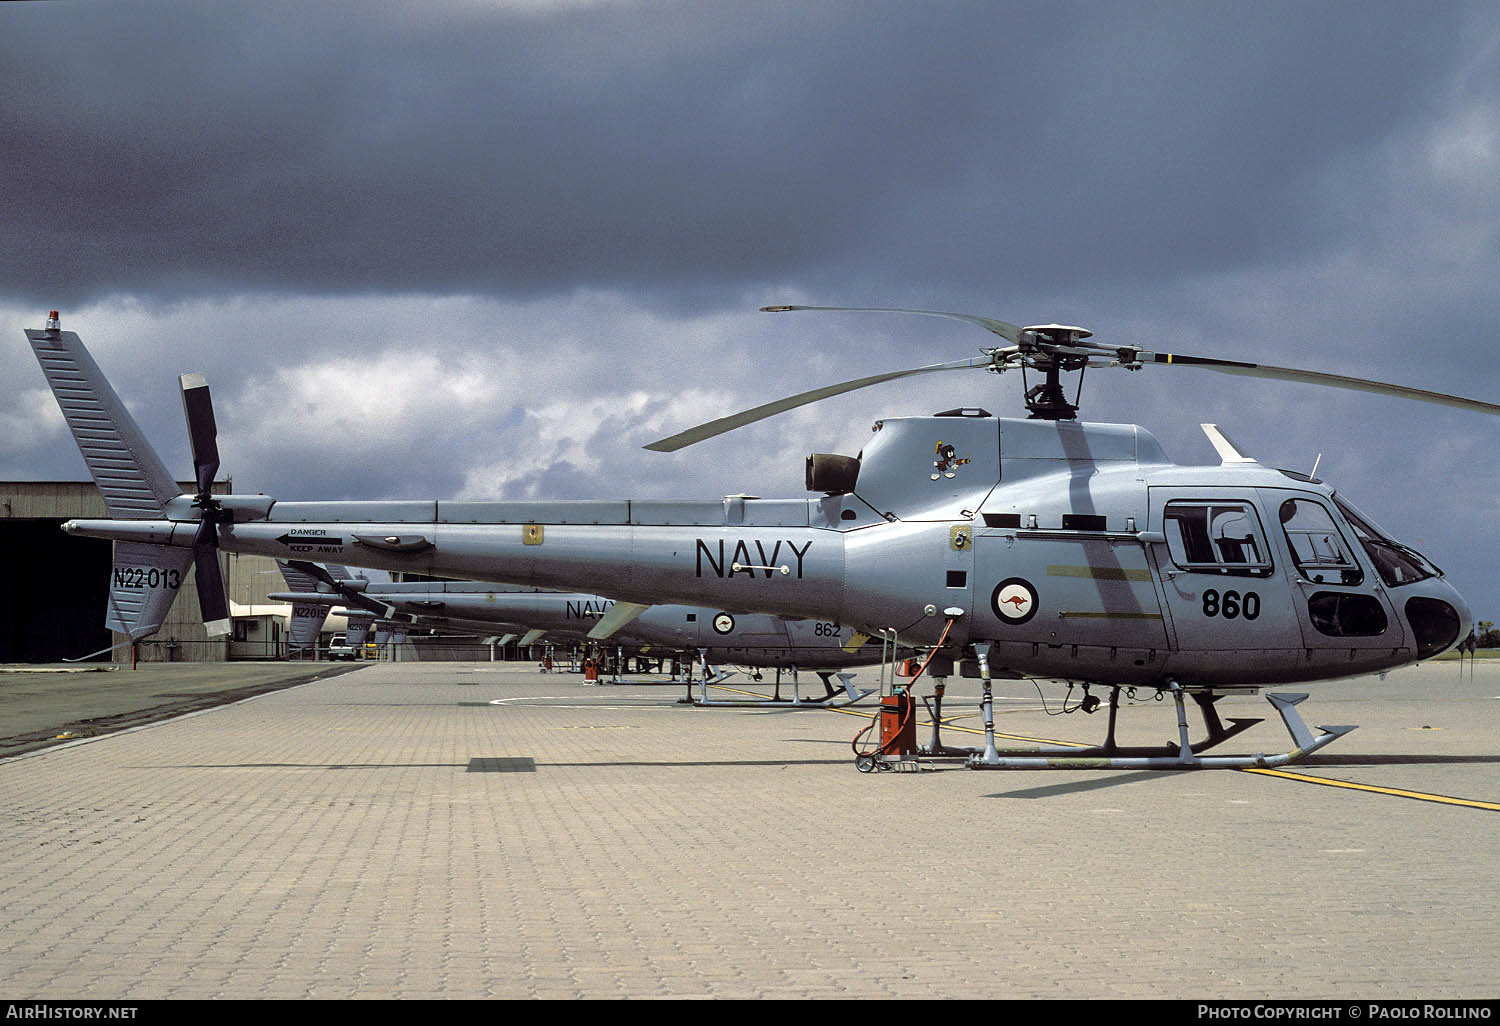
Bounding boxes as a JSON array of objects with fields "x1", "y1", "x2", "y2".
[
  {"x1": 193, "y1": 519, "x2": 230, "y2": 637},
  {"x1": 181, "y1": 373, "x2": 230, "y2": 635},
  {"x1": 180, "y1": 373, "x2": 220, "y2": 495}
]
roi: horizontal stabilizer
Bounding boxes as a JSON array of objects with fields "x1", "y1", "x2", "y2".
[
  {"x1": 587, "y1": 601, "x2": 651, "y2": 640},
  {"x1": 267, "y1": 591, "x2": 339, "y2": 605}
]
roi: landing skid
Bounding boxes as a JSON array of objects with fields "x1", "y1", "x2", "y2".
[
  {"x1": 947, "y1": 683, "x2": 1355, "y2": 771},
  {"x1": 681, "y1": 659, "x2": 875, "y2": 708},
  {"x1": 922, "y1": 683, "x2": 1262, "y2": 762}
]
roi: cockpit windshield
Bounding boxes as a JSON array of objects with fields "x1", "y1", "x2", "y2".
[{"x1": 1332, "y1": 495, "x2": 1441, "y2": 587}]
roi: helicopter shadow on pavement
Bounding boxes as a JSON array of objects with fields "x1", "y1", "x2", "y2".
[{"x1": 982, "y1": 770, "x2": 1172, "y2": 800}]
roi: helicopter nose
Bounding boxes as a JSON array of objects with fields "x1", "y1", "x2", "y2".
[{"x1": 1403, "y1": 579, "x2": 1472, "y2": 659}]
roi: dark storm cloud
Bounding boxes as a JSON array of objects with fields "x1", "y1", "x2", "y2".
[
  {"x1": 0, "y1": 0, "x2": 1478, "y2": 306},
  {"x1": 4, "y1": 0, "x2": 1500, "y2": 619}
]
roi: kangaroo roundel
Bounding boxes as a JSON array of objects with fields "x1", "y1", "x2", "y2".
[{"x1": 991, "y1": 578, "x2": 1038, "y2": 625}]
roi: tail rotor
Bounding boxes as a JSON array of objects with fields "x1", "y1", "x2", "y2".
[{"x1": 180, "y1": 373, "x2": 231, "y2": 636}]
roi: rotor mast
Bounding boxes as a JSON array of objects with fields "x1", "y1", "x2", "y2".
[{"x1": 1018, "y1": 324, "x2": 1093, "y2": 420}]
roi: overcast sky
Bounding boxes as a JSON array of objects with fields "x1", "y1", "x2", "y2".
[{"x1": 4, "y1": 0, "x2": 1500, "y2": 622}]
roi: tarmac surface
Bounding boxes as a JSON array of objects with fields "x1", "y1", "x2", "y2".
[
  {"x1": 0, "y1": 662, "x2": 364, "y2": 758},
  {"x1": 2, "y1": 657, "x2": 1497, "y2": 1000}
]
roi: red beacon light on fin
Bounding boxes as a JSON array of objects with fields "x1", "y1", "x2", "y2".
[{"x1": 45, "y1": 310, "x2": 60, "y2": 332}]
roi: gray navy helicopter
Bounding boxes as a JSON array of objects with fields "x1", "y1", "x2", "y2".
[
  {"x1": 270, "y1": 559, "x2": 881, "y2": 705},
  {"x1": 25, "y1": 305, "x2": 1498, "y2": 770}
]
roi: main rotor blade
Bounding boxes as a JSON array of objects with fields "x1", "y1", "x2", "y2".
[
  {"x1": 761, "y1": 305, "x2": 1025, "y2": 343},
  {"x1": 1140, "y1": 352, "x2": 1500, "y2": 417},
  {"x1": 643, "y1": 356, "x2": 990, "y2": 452},
  {"x1": 179, "y1": 373, "x2": 220, "y2": 495}
]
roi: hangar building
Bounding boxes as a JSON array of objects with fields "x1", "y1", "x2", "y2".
[
  {"x1": 2, "y1": 480, "x2": 286, "y2": 663},
  {"x1": 2, "y1": 480, "x2": 514, "y2": 664}
]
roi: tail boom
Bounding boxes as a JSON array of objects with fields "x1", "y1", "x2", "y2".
[{"x1": 59, "y1": 513, "x2": 884, "y2": 639}]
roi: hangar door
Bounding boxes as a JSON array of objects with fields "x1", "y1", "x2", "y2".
[{"x1": 0, "y1": 520, "x2": 112, "y2": 662}]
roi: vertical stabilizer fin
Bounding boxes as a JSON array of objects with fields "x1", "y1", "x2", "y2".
[
  {"x1": 25, "y1": 323, "x2": 182, "y2": 518},
  {"x1": 288, "y1": 603, "x2": 333, "y2": 652},
  {"x1": 276, "y1": 560, "x2": 334, "y2": 652},
  {"x1": 106, "y1": 542, "x2": 195, "y2": 641},
  {"x1": 343, "y1": 612, "x2": 376, "y2": 648}
]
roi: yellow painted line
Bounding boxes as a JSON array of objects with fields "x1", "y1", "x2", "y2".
[
  {"x1": 1242, "y1": 768, "x2": 1500, "y2": 811},
  {"x1": 701, "y1": 682, "x2": 794, "y2": 701}
]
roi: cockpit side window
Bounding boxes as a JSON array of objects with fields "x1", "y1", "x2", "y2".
[
  {"x1": 1278, "y1": 498, "x2": 1363, "y2": 586},
  {"x1": 1162, "y1": 501, "x2": 1274, "y2": 577}
]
